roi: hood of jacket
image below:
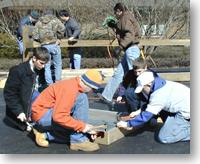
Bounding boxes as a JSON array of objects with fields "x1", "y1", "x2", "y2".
[{"x1": 151, "y1": 74, "x2": 166, "y2": 93}]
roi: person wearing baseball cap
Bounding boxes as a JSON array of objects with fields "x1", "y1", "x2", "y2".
[
  {"x1": 117, "y1": 71, "x2": 190, "y2": 144},
  {"x1": 134, "y1": 71, "x2": 155, "y2": 94},
  {"x1": 31, "y1": 69, "x2": 104, "y2": 151},
  {"x1": 16, "y1": 10, "x2": 40, "y2": 57},
  {"x1": 30, "y1": 10, "x2": 40, "y2": 21}
]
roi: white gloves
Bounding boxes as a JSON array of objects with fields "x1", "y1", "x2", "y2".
[
  {"x1": 17, "y1": 113, "x2": 33, "y2": 132},
  {"x1": 68, "y1": 37, "x2": 74, "y2": 41},
  {"x1": 17, "y1": 112, "x2": 27, "y2": 122},
  {"x1": 117, "y1": 121, "x2": 133, "y2": 130},
  {"x1": 116, "y1": 96, "x2": 123, "y2": 103},
  {"x1": 82, "y1": 123, "x2": 95, "y2": 133},
  {"x1": 82, "y1": 124, "x2": 97, "y2": 141}
]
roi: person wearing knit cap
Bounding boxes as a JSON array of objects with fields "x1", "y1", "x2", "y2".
[
  {"x1": 31, "y1": 69, "x2": 104, "y2": 151},
  {"x1": 117, "y1": 71, "x2": 190, "y2": 144}
]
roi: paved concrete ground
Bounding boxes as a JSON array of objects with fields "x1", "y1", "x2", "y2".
[{"x1": 0, "y1": 88, "x2": 190, "y2": 154}]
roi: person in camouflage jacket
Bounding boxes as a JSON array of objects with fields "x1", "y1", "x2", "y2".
[{"x1": 32, "y1": 10, "x2": 65, "y2": 85}]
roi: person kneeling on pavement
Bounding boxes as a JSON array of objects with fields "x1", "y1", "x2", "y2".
[
  {"x1": 31, "y1": 69, "x2": 104, "y2": 151},
  {"x1": 117, "y1": 71, "x2": 190, "y2": 144},
  {"x1": 4, "y1": 47, "x2": 49, "y2": 132}
]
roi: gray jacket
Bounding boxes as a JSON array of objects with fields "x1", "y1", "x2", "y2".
[{"x1": 64, "y1": 17, "x2": 81, "y2": 39}]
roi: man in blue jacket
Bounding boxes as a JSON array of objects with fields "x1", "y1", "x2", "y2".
[
  {"x1": 117, "y1": 71, "x2": 190, "y2": 144},
  {"x1": 58, "y1": 10, "x2": 82, "y2": 69},
  {"x1": 16, "y1": 10, "x2": 39, "y2": 56}
]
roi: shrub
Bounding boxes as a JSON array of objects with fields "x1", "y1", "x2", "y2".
[{"x1": 0, "y1": 33, "x2": 19, "y2": 58}]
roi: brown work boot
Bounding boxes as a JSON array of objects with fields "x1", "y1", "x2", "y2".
[
  {"x1": 70, "y1": 140, "x2": 100, "y2": 152},
  {"x1": 32, "y1": 128, "x2": 49, "y2": 148}
]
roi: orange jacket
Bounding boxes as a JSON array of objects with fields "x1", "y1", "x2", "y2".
[{"x1": 31, "y1": 77, "x2": 86, "y2": 132}]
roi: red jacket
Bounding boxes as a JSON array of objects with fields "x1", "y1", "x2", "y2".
[{"x1": 32, "y1": 77, "x2": 86, "y2": 132}]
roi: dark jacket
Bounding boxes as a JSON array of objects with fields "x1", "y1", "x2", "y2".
[
  {"x1": 64, "y1": 17, "x2": 81, "y2": 39},
  {"x1": 116, "y1": 11, "x2": 141, "y2": 50},
  {"x1": 3, "y1": 61, "x2": 46, "y2": 130},
  {"x1": 118, "y1": 69, "x2": 158, "y2": 97},
  {"x1": 64, "y1": 17, "x2": 82, "y2": 54}
]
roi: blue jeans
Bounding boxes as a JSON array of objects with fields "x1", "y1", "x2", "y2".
[
  {"x1": 158, "y1": 114, "x2": 190, "y2": 143},
  {"x1": 36, "y1": 93, "x2": 89, "y2": 144},
  {"x1": 69, "y1": 51, "x2": 81, "y2": 69},
  {"x1": 102, "y1": 45, "x2": 140, "y2": 101},
  {"x1": 17, "y1": 39, "x2": 24, "y2": 56},
  {"x1": 31, "y1": 90, "x2": 40, "y2": 103},
  {"x1": 42, "y1": 44, "x2": 62, "y2": 85},
  {"x1": 125, "y1": 87, "x2": 147, "y2": 112}
]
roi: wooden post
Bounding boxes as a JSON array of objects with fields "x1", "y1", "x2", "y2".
[{"x1": 22, "y1": 26, "x2": 35, "y2": 61}]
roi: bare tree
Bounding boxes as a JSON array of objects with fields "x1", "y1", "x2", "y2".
[{"x1": 0, "y1": 0, "x2": 189, "y2": 56}]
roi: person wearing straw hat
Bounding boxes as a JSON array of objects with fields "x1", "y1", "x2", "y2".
[
  {"x1": 31, "y1": 69, "x2": 104, "y2": 151},
  {"x1": 117, "y1": 71, "x2": 190, "y2": 144}
]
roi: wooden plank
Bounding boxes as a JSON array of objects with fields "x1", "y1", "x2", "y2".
[
  {"x1": 61, "y1": 69, "x2": 190, "y2": 82},
  {"x1": 158, "y1": 72, "x2": 190, "y2": 82},
  {"x1": 95, "y1": 127, "x2": 131, "y2": 145},
  {"x1": 88, "y1": 108, "x2": 131, "y2": 145},
  {"x1": 23, "y1": 26, "x2": 190, "y2": 48},
  {"x1": 89, "y1": 108, "x2": 164, "y2": 145},
  {"x1": 139, "y1": 39, "x2": 190, "y2": 46},
  {"x1": 29, "y1": 38, "x2": 190, "y2": 48}
]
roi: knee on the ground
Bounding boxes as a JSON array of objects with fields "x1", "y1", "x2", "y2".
[{"x1": 158, "y1": 131, "x2": 175, "y2": 144}]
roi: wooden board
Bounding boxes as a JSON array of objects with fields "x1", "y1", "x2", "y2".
[
  {"x1": 22, "y1": 26, "x2": 190, "y2": 48},
  {"x1": 61, "y1": 69, "x2": 190, "y2": 82},
  {"x1": 27, "y1": 38, "x2": 190, "y2": 48}
]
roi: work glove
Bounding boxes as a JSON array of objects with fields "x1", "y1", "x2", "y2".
[
  {"x1": 117, "y1": 121, "x2": 133, "y2": 130},
  {"x1": 68, "y1": 37, "x2": 74, "y2": 41},
  {"x1": 17, "y1": 112, "x2": 27, "y2": 122},
  {"x1": 82, "y1": 124, "x2": 98, "y2": 141},
  {"x1": 82, "y1": 123, "x2": 94, "y2": 133},
  {"x1": 56, "y1": 39, "x2": 61, "y2": 45},
  {"x1": 102, "y1": 16, "x2": 117, "y2": 29},
  {"x1": 107, "y1": 20, "x2": 117, "y2": 28},
  {"x1": 116, "y1": 96, "x2": 123, "y2": 103},
  {"x1": 68, "y1": 37, "x2": 77, "y2": 45}
]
